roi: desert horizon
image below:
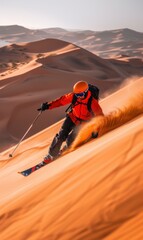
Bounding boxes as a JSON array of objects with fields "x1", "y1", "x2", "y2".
[
  {"x1": 0, "y1": 23, "x2": 143, "y2": 240},
  {"x1": 0, "y1": 25, "x2": 143, "y2": 58}
]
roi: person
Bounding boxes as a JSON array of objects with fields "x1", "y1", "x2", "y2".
[{"x1": 37, "y1": 81, "x2": 104, "y2": 163}]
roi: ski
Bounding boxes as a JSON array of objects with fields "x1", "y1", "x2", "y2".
[
  {"x1": 18, "y1": 145, "x2": 68, "y2": 177},
  {"x1": 18, "y1": 159, "x2": 53, "y2": 177}
]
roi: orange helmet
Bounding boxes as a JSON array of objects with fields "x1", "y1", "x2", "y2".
[{"x1": 73, "y1": 81, "x2": 88, "y2": 94}]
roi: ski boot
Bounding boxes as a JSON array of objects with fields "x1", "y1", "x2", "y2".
[
  {"x1": 43, "y1": 154, "x2": 54, "y2": 164},
  {"x1": 59, "y1": 144, "x2": 68, "y2": 156}
]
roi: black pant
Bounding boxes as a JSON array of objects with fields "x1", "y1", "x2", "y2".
[{"x1": 49, "y1": 116, "x2": 79, "y2": 158}]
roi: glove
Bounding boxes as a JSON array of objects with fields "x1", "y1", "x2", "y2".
[
  {"x1": 92, "y1": 132, "x2": 98, "y2": 138},
  {"x1": 37, "y1": 102, "x2": 49, "y2": 111}
]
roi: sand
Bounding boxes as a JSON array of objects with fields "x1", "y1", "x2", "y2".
[{"x1": 0, "y1": 38, "x2": 143, "y2": 240}]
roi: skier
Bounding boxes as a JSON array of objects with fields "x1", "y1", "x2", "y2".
[{"x1": 38, "y1": 81, "x2": 104, "y2": 163}]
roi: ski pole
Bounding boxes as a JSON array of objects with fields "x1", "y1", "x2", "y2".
[{"x1": 9, "y1": 111, "x2": 42, "y2": 158}]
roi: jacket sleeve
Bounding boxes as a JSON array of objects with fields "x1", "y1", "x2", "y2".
[
  {"x1": 91, "y1": 98, "x2": 104, "y2": 116},
  {"x1": 48, "y1": 92, "x2": 74, "y2": 109}
]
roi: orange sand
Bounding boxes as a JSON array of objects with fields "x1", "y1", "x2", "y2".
[
  {"x1": 0, "y1": 77, "x2": 143, "y2": 240},
  {"x1": 0, "y1": 38, "x2": 143, "y2": 240}
]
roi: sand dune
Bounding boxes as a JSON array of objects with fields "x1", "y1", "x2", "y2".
[
  {"x1": 1, "y1": 25, "x2": 143, "y2": 58},
  {"x1": 0, "y1": 38, "x2": 128, "y2": 152},
  {"x1": 0, "y1": 26, "x2": 143, "y2": 240},
  {"x1": 0, "y1": 78, "x2": 143, "y2": 240}
]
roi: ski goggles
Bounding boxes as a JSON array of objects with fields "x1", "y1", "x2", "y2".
[{"x1": 75, "y1": 88, "x2": 88, "y2": 98}]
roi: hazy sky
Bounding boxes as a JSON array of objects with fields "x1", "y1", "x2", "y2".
[{"x1": 0, "y1": 0, "x2": 143, "y2": 32}]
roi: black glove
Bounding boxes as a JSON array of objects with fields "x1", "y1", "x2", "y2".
[
  {"x1": 92, "y1": 132, "x2": 98, "y2": 138},
  {"x1": 37, "y1": 102, "x2": 49, "y2": 111}
]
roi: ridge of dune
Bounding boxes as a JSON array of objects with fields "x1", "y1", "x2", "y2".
[
  {"x1": 0, "y1": 43, "x2": 78, "y2": 80},
  {"x1": 21, "y1": 38, "x2": 73, "y2": 53},
  {"x1": 0, "y1": 39, "x2": 77, "y2": 79},
  {"x1": 0, "y1": 78, "x2": 143, "y2": 240}
]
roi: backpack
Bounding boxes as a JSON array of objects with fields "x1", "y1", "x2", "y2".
[{"x1": 66, "y1": 84, "x2": 99, "y2": 113}]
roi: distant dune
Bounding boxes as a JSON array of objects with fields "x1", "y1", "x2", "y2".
[{"x1": 0, "y1": 25, "x2": 143, "y2": 58}]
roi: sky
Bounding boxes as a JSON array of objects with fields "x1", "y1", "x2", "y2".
[{"x1": 0, "y1": 0, "x2": 143, "y2": 32}]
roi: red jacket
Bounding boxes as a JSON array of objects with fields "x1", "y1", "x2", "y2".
[{"x1": 48, "y1": 91, "x2": 104, "y2": 124}]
